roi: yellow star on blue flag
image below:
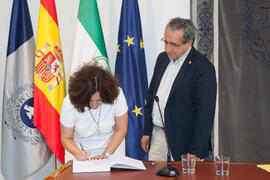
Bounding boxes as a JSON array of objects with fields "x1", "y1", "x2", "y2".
[
  {"x1": 140, "y1": 39, "x2": 144, "y2": 49},
  {"x1": 132, "y1": 105, "x2": 142, "y2": 116},
  {"x1": 124, "y1": 35, "x2": 135, "y2": 46}
]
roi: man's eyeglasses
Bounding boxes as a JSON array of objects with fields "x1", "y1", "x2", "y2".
[{"x1": 161, "y1": 37, "x2": 183, "y2": 49}]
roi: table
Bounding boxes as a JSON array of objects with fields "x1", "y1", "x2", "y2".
[{"x1": 50, "y1": 161, "x2": 270, "y2": 180}]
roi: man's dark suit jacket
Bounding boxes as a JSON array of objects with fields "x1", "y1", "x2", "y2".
[{"x1": 143, "y1": 46, "x2": 217, "y2": 160}]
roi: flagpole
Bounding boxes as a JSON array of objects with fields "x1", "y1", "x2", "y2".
[
  {"x1": 52, "y1": 154, "x2": 60, "y2": 177},
  {"x1": 53, "y1": 154, "x2": 57, "y2": 171}
]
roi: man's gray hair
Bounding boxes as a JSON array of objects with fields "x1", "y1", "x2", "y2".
[{"x1": 166, "y1": 17, "x2": 196, "y2": 44}]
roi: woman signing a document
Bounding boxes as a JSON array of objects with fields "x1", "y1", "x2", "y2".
[{"x1": 60, "y1": 64, "x2": 128, "y2": 163}]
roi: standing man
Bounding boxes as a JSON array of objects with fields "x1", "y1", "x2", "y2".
[{"x1": 141, "y1": 17, "x2": 217, "y2": 161}]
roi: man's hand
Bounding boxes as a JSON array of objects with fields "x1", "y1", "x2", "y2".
[
  {"x1": 187, "y1": 153, "x2": 201, "y2": 161},
  {"x1": 141, "y1": 135, "x2": 150, "y2": 152}
]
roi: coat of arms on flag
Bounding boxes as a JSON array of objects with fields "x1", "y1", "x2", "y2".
[{"x1": 35, "y1": 43, "x2": 64, "y2": 91}]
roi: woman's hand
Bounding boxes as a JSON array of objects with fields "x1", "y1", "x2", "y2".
[
  {"x1": 90, "y1": 154, "x2": 108, "y2": 160},
  {"x1": 74, "y1": 149, "x2": 91, "y2": 161},
  {"x1": 61, "y1": 124, "x2": 91, "y2": 161}
]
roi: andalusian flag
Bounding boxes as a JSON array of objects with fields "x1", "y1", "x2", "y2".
[
  {"x1": 71, "y1": 0, "x2": 110, "y2": 73},
  {"x1": 34, "y1": 0, "x2": 66, "y2": 164}
]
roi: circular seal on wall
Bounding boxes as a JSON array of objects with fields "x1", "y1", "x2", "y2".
[{"x1": 4, "y1": 84, "x2": 44, "y2": 145}]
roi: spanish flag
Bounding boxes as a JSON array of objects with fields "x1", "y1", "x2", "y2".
[{"x1": 34, "y1": 0, "x2": 66, "y2": 164}]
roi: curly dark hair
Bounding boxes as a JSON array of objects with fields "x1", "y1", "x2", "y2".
[{"x1": 68, "y1": 64, "x2": 120, "y2": 112}]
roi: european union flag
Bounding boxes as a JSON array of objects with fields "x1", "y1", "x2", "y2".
[{"x1": 115, "y1": 0, "x2": 148, "y2": 160}]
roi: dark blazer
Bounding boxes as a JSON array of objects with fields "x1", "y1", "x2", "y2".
[{"x1": 143, "y1": 46, "x2": 217, "y2": 160}]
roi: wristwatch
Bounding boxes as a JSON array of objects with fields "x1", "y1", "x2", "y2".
[{"x1": 103, "y1": 152, "x2": 111, "y2": 157}]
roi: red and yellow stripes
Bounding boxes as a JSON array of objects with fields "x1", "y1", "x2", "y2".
[
  {"x1": 34, "y1": 0, "x2": 66, "y2": 164},
  {"x1": 41, "y1": 0, "x2": 58, "y2": 26}
]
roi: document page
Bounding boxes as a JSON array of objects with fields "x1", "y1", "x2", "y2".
[
  {"x1": 109, "y1": 155, "x2": 146, "y2": 170},
  {"x1": 72, "y1": 155, "x2": 146, "y2": 173},
  {"x1": 73, "y1": 159, "x2": 111, "y2": 173}
]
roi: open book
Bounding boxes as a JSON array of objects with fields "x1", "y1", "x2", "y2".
[{"x1": 73, "y1": 155, "x2": 146, "y2": 173}]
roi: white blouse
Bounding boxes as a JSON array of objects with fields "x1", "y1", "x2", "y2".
[{"x1": 60, "y1": 88, "x2": 128, "y2": 162}]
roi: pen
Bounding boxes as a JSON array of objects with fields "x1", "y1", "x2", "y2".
[{"x1": 79, "y1": 143, "x2": 89, "y2": 160}]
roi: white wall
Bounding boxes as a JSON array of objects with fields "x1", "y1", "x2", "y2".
[{"x1": 0, "y1": 0, "x2": 190, "y2": 179}]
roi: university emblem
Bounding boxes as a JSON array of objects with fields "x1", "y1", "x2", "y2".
[{"x1": 4, "y1": 85, "x2": 44, "y2": 145}]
